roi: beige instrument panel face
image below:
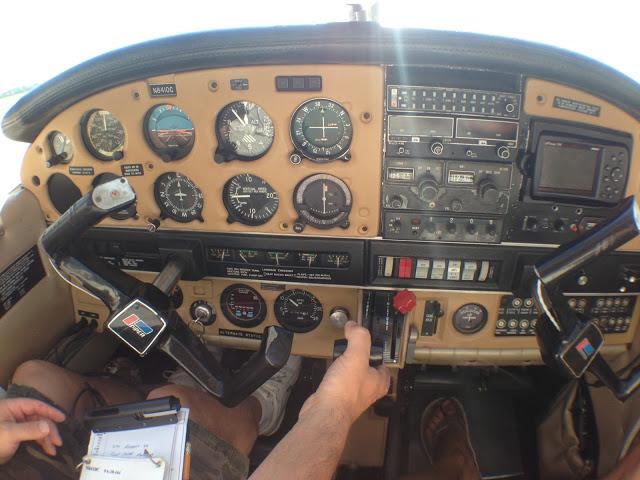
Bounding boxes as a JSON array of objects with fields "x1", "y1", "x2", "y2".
[
  {"x1": 21, "y1": 69, "x2": 640, "y2": 363},
  {"x1": 72, "y1": 275, "x2": 358, "y2": 359},
  {"x1": 21, "y1": 65, "x2": 384, "y2": 238},
  {"x1": 525, "y1": 78, "x2": 640, "y2": 251},
  {"x1": 408, "y1": 291, "x2": 638, "y2": 351}
]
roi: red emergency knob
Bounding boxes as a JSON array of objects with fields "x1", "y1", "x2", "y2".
[{"x1": 393, "y1": 289, "x2": 417, "y2": 314}]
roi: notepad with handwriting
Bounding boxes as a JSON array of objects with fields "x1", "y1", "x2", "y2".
[{"x1": 82, "y1": 408, "x2": 189, "y2": 480}]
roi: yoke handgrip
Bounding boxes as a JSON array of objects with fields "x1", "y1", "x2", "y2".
[
  {"x1": 41, "y1": 178, "x2": 135, "y2": 257},
  {"x1": 535, "y1": 197, "x2": 640, "y2": 287}
]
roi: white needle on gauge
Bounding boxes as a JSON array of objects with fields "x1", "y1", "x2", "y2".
[
  {"x1": 231, "y1": 194, "x2": 251, "y2": 198},
  {"x1": 322, "y1": 182, "x2": 327, "y2": 214},
  {"x1": 289, "y1": 298, "x2": 299, "y2": 307},
  {"x1": 102, "y1": 113, "x2": 107, "y2": 130},
  {"x1": 231, "y1": 108, "x2": 246, "y2": 125},
  {"x1": 239, "y1": 252, "x2": 247, "y2": 263}
]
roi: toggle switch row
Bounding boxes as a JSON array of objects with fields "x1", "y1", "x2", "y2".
[{"x1": 376, "y1": 256, "x2": 497, "y2": 282}]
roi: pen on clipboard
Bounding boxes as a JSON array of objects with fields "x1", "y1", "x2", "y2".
[{"x1": 182, "y1": 441, "x2": 191, "y2": 480}]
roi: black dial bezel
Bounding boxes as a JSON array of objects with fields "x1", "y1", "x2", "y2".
[
  {"x1": 80, "y1": 108, "x2": 125, "y2": 161},
  {"x1": 293, "y1": 173, "x2": 352, "y2": 229},
  {"x1": 452, "y1": 303, "x2": 488, "y2": 334},
  {"x1": 222, "y1": 173, "x2": 279, "y2": 226},
  {"x1": 220, "y1": 284, "x2": 267, "y2": 328},
  {"x1": 153, "y1": 172, "x2": 204, "y2": 223},
  {"x1": 274, "y1": 289, "x2": 324, "y2": 333},
  {"x1": 143, "y1": 103, "x2": 195, "y2": 162},
  {"x1": 289, "y1": 98, "x2": 353, "y2": 163},
  {"x1": 215, "y1": 101, "x2": 275, "y2": 162}
]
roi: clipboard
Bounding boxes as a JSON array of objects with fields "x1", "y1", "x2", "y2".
[
  {"x1": 82, "y1": 397, "x2": 190, "y2": 480},
  {"x1": 85, "y1": 396, "x2": 181, "y2": 432}
]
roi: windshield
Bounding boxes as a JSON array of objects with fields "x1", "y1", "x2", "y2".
[{"x1": 2, "y1": 0, "x2": 638, "y2": 203}]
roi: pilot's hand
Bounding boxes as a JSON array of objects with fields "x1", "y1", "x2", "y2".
[
  {"x1": 0, "y1": 398, "x2": 65, "y2": 464},
  {"x1": 303, "y1": 321, "x2": 390, "y2": 424}
]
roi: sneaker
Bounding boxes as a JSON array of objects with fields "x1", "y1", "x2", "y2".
[
  {"x1": 166, "y1": 345, "x2": 223, "y2": 390},
  {"x1": 251, "y1": 355, "x2": 302, "y2": 436}
]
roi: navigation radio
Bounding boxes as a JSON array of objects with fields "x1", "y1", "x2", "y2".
[{"x1": 386, "y1": 85, "x2": 521, "y2": 162}]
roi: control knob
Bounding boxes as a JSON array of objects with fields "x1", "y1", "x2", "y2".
[
  {"x1": 418, "y1": 176, "x2": 440, "y2": 203},
  {"x1": 478, "y1": 179, "x2": 499, "y2": 203},
  {"x1": 496, "y1": 146, "x2": 511, "y2": 159},
  {"x1": 389, "y1": 195, "x2": 405, "y2": 209},
  {"x1": 329, "y1": 307, "x2": 351, "y2": 329},
  {"x1": 446, "y1": 222, "x2": 457, "y2": 234},
  {"x1": 449, "y1": 199, "x2": 463, "y2": 212},
  {"x1": 430, "y1": 142, "x2": 444, "y2": 156}
]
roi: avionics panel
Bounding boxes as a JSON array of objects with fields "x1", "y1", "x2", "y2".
[
  {"x1": 504, "y1": 121, "x2": 633, "y2": 245},
  {"x1": 383, "y1": 67, "x2": 523, "y2": 243}
]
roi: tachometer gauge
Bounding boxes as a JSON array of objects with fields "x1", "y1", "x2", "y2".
[
  {"x1": 80, "y1": 109, "x2": 125, "y2": 161},
  {"x1": 293, "y1": 173, "x2": 352, "y2": 231},
  {"x1": 215, "y1": 101, "x2": 275, "y2": 162},
  {"x1": 153, "y1": 172, "x2": 204, "y2": 223},
  {"x1": 144, "y1": 104, "x2": 195, "y2": 161},
  {"x1": 220, "y1": 284, "x2": 267, "y2": 328},
  {"x1": 274, "y1": 289, "x2": 323, "y2": 333},
  {"x1": 222, "y1": 174, "x2": 279, "y2": 225},
  {"x1": 290, "y1": 98, "x2": 352, "y2": 162}
]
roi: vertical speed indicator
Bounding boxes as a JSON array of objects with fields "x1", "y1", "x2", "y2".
[
  {"x1": 290, "y1": 98, "x2": 352, "y2": 163},
  {"x1": 222, "y1": 174, "x2": 279, "y2": 225}
]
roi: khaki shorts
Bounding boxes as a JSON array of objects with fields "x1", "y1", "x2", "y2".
[{"x1": 0, "y1": 385, "x2": 249, "y2": 480}]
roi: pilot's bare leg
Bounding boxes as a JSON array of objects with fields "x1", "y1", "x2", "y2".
[
  {"x1": 11, "y1": 360, "x2": 143, "y2": 416},
  {"x1": 147, "y1": 384, "x2": 261, "y2": 455},
  {"x1": 11, "y1": 356, "x2": 301, "y2": 457}
]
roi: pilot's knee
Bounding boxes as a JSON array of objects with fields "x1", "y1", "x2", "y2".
[
  {"x1": 12, "y1": 359, "x2": 59, "y2": 386},
  {"x1": 147, "y1": 384, "x2": 199, "y2": 408}
]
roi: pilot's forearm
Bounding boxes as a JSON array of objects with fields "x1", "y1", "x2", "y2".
[{"x1": 250, "y1": 395, "x2": 352, "y2": 480}]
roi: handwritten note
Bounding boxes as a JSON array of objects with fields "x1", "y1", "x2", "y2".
[
  {"x1": 80, "y1": 456, "x2": 165, "y2": 480},
  {"x1": 86, "y1": 409, "x2": 188, "y2": 480}
]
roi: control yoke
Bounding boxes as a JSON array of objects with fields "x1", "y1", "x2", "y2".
[
  {"x1": 533, "y1": 196, "x2": 640, "y2": 401},
  {"x1": 40, "y1": 177, "x2": 293, "y2": 407}
]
